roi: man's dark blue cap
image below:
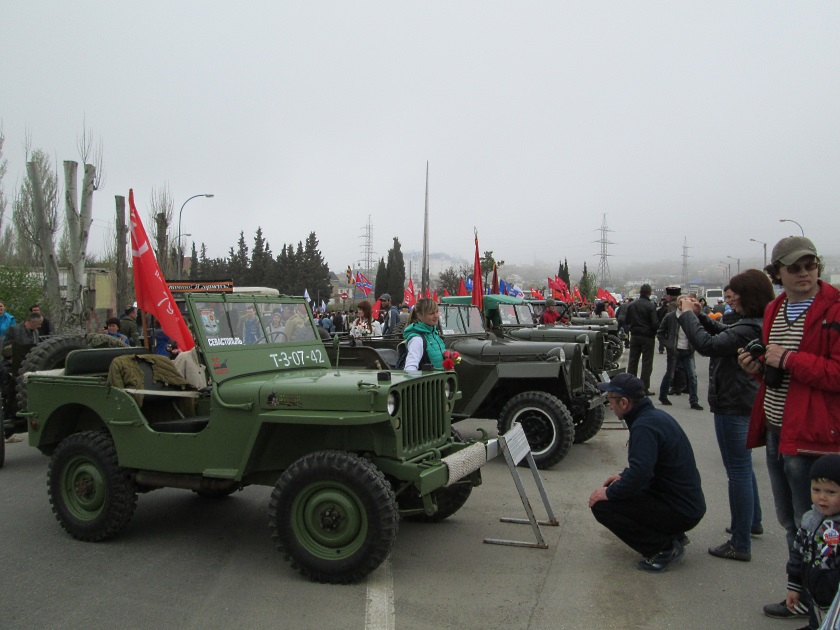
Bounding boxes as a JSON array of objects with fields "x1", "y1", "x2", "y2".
[{"x1": 596, "y1": 372, "x2": 646, "y2": 399}]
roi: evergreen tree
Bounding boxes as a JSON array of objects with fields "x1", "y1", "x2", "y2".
[
  {"x1": 385, "y1": 237, "x2": 406, "y2": 303},
  {"x1": 228, "y1": 231, "x2": 250, "y2": 285},
  {"x1": 558, "y1": 258, "x2": 571, "y2": 287},
  {"x1": 480, "y1": 251, "x2": 504, "y2": 286},
  {"x1": 272, "y1": 244, "x2": 296, "y2": 295},
  {"x1": 374, "y1": 257, "x2": 387, "y2": 299},
  {"x1": 301, "y1": 232, "x2": 331, "y2": 303},
  {"x1": 579, "y1": 261, "x2": 597, "y2": 302},
  {"x1": 250, "y1": 227, "x2": 275, "y2": 287},
  {"x1": 189, "y1": 242, "x2": 199, "y2": 280}
]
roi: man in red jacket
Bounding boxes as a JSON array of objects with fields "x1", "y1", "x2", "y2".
[{"x1": 740, "y1": 236, "x2": 840, "y2": 620}]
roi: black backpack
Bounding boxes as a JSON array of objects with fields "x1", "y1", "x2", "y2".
[{"x1": 396, "y1": 336, "x2": 429, "y2": 370}]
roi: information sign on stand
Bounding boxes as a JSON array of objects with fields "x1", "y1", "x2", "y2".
[{"x1": 484, "y1": 422, "x2": 558, "y2": 549}]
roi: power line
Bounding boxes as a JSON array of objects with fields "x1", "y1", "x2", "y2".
[{"x1": 594, "y1": 213, "x2": 613, "y2": 287}]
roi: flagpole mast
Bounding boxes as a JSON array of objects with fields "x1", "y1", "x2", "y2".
[{"x1": 421, "y1": 161, "x2": 430, "y2": 297}]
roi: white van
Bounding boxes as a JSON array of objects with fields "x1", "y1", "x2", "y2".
[{"x1": 705, "y1": 288, "x2": 725, "y2": 302}]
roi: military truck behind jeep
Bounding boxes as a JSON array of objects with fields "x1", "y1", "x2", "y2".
[{"x1": 20, "y1": 294, "x2": 485, "y2": 583}]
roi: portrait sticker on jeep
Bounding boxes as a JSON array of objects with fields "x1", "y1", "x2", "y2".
[{"x1": 269, "y1": 349, "x2": 326, "y2": 368}]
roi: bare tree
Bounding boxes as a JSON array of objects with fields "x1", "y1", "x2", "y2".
[
  {"x1": 0, "y1": 127, "x2": 11, "y2": 262},
  {"x1": 63, "y1": 160, "x2": 97, "y2": 325},
  {"x1": 26, "y1": 158, "x2": 64, "y2": 330},
  {"x1": 13, "y1": 148, "x2": 58, "y2": 267},
  {"x1": 146, "y1": 185, "x2": 175, "y2": 278}
]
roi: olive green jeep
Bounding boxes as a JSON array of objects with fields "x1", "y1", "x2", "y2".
[
  {"x1": 353, "y1": 301, "x2": 603, "y2": 469},
  {"x1": 20, "y1": 293, "x2": 483, "y2": 583}
]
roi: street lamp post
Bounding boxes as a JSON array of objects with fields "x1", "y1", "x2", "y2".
[
  {"x1": 750, "y1": 238, "x2": 767, "y2": 268},
  {"x1": 727, "y1": 256, "x2": 740, "y2": 274},
  {"x1": 779, "y1": 219, "x2": 804, "y2": 236},
  {"x1": 177, "y1": 194, "x2": 214, "y2": 274}
]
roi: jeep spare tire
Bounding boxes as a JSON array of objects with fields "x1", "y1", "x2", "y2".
[{"x1": 15, "y1": 335, "x2": 126, "y2": 414}]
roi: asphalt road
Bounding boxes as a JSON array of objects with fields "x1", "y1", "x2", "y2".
[{"x1": 1, "y1": 352, "x2": 800, "y2": 629}]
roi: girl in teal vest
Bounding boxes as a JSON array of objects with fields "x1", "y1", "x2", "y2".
[{"x1": 402, "y1": 298, "x2": 446, "y2": 370}]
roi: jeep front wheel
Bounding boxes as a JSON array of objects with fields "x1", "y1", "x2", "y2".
[
  {"x1": 48, "y1": 431, "x2": 138, "y2": 541},
  {"x1": 269, "y1": 450, "x2": 399, "y2": 584},
  {"x1": 497, "y1": 391, "x2": 574, "y2": 469}
]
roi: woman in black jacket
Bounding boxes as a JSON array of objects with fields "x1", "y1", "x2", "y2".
[{"x1": 677, "y1": 269, "x2": 776, "y2": 562}]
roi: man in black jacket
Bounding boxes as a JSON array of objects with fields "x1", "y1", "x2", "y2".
[
  {"x1": 589, "y1": 373, "x2": 706, "y2": 572},
  {"x1": 625, "y1": 284, "x2": 659, "y2": 394}
]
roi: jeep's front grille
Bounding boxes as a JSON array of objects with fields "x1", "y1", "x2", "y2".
[{"x1": 400, "y1": 378, "x2": 448, "y2": 455}]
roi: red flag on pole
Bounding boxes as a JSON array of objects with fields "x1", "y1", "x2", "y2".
[
  {"x1": 491, "y1": 264, "x2": 499, "y2": 295},
  {"x1": 404, "y1": 278, "x2": 416, "y2": 307},
  {"x1": 443, "y1": 288, "x2": 450, "y2": 297},
  {"x1": 471, "y1": 232, "x2": 483, "y2": 310},
  {"x1": 371, "y1": 299, "x2": 381, "y2": 321},
  {"x1": 457, "y1": 277, "x2": 468, "y2": 296},
  {"x1": 128, "y1": 189, "x2": 195, "y2": 351},
  {"x1": 432, "y1": 290, "x2": 439, "y2": 302}
]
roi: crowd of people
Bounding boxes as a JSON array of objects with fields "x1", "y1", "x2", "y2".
[
  {"x1": 595, "y1": 236, "x2": 840, "y2": 630},
  {"x1": 3, "y1": 236, "x2": 839, "y2": 627}
]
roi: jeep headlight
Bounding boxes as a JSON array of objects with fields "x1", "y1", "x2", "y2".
[
  {"x1": 387, "y1": 391, "x2": 399, "y2": 416},
  {"x1": 444, "y1": 377, "x2": 457, "y2": 400}
]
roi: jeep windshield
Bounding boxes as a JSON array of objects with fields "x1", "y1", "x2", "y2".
[
  {"x1": 497, "y1": 303, "x2": 536, "y2": 326},
  {"x1": 193, "y1": 299, "x2": 318, "y2": 347},
  {"x1": 440, "y1": 304, "x2": 486, "y2": 336}
]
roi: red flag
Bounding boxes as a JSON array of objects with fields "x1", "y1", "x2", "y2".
[
  {"x1": 555, "y1": 276, "x2": 569, "y2": 292},
  {"x1": 471, "y1": 234, "x2": 483, "y2": 310},
  {"x1": 457, "y1": 277, "x2": 468, "y2": 296},
  {"x1": 547, "y1": 277, "x2": 561, "y2": 291},
  {"x1": 404, "y1": 278, "x2": 416, "y2": 307},
  {"x1": 129, "y1": 189, "x2": 195, "y2": 351},
  {"x1": 443, "y1": 289, "x2": 450, "y2": 297},
  {"x1": 530, "y1": 288, "x2": 544, "y2": 300},
  {"x1": 573, "y1": 285, "x2": 583, "y2": 303},
  {"x1": 371, "y1": 299, "x2": 381, "y2": 321},
  {"x1": 491, "y1": 264, "x2": 499, "y2": 295},
  {"x1": 425, "y1": 286, "x2": 431, "y2": 299},
  {"x1": 432, "y1": 290, "x2": 439, "y2": 302}
]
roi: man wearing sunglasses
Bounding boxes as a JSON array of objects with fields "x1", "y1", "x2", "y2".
[
  {"x1": 588, "y1": 373, "x2": 706, "y2": 573},
  {"x1": 739, "y1": 236, "x2": 840, "y2": 620}
]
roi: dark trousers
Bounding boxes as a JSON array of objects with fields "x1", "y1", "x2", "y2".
[
  {"x1": 659, "y1": 349, "x2": 699, "y2": 404},
  {"x1": 591, "y1": 492, "x2": 702, "y2": 557},
  {"x1": 627, "y1": 334, "x2": 655, "y2": 390}
]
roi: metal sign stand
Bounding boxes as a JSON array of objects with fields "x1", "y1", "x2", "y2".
[{"x1": 483, "y1": 423, "x2": 558, "y2": 549}]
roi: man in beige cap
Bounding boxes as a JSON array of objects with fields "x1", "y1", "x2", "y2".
[{"x1": 739, "y1": 236, "x2": 840, "y2": 620}]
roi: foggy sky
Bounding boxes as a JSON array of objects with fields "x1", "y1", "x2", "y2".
[{"x1": 1, "y1": 2, "x2": 838, "y2": 278}]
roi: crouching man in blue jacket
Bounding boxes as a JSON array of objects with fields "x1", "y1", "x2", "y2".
[{"x1": 589, "y1": 373, "x2": 706, "y2": 572}]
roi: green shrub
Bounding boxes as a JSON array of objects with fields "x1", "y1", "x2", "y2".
[{"x1": 0, "y1": 266, "x2": 45, "y2": 322}]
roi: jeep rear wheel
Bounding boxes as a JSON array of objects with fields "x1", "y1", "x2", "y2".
[
  {"x1": 401, "y1": 483, "x2": 473, "y2": 523},
  {"x1": 497, "y1": 391, "x2": 574, "y2": 469},
  {"x1": 573, "y1": 371, "x2": 606, "y2": 444},
  {"x1": 48, "y1": 431, "x2": 138, "y2": 541},
  {"x1": 269, "y1": 450, "x2": 398, "y2": 584}
]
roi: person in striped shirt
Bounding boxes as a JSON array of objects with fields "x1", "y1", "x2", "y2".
[{"x1": 740, "y1": 236, "x2": 840, "y2": 621}]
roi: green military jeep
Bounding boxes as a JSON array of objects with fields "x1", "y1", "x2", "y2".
[
  {"x1": 20, "y1": 294, "x2": 482, "y2": 583},
  {"x1": 357, "y1": 301, "x2": 602, "y2": 469}
]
